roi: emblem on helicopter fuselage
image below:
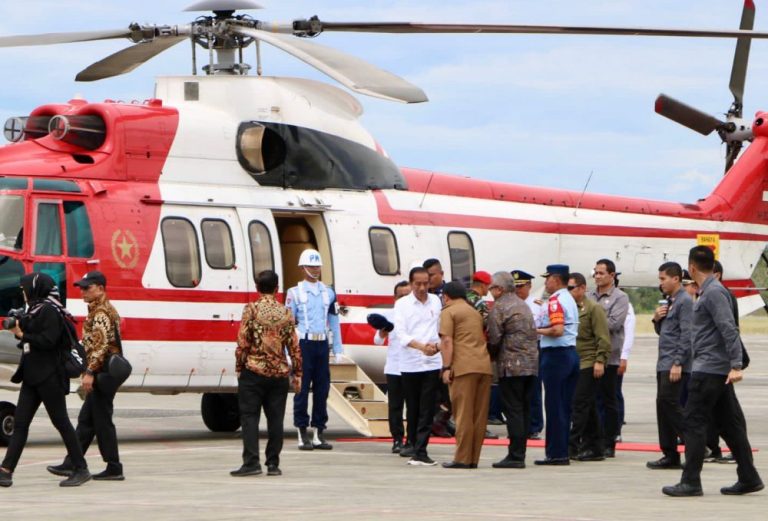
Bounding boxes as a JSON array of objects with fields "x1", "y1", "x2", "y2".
[{"x1": 111, "y1": 229, "x2": 139, "y2": 269}]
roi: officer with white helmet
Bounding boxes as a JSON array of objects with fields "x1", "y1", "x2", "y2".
[{"x1": 286, "y1": 249, "x2": 344, "y2": 450}]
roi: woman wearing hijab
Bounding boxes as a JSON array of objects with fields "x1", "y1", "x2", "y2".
[{"x1": 0, "y1": 272, "x2": 90, "y2": 487}]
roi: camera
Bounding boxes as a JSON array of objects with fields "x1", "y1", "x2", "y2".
[{"x1": 2, "y1": 307, "x2": 26, "y2": 330}]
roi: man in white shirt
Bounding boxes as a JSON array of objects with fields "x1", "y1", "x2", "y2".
[
  {"x1": 372, "y1": 281, "x2": 411, "y2": 454},
  {"x1": 394, "y1": 267, "x2": 442, "y2": 466}
]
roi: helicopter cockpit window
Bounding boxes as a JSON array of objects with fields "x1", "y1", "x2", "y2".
[
  {"x1": 34, "y1": 202, "x2": 62, "y2": 256},
  {"x1": 64, "y1": 201, "x2": 94, "y2": 258},
  {"x1": 0, "y1": 195, "x2": 25, "y2": 251},
  {"x1": 447, "y1": 231, "x2": 476, "y2": 287},
  {"x1": 237, "y1": 123, "x2": 287, "y2": 174},
  {"x1": 161, "y1": 217, "x2": 201, "y2": 288}
]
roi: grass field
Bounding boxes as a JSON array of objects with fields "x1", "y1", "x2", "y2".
[{"x1": 635, "y1": 309, "x2": 768, "y2": 335}]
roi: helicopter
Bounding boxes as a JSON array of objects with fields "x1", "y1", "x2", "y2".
[{"x1": 0, "y1": 0, "x2": 765, "y2": 442}]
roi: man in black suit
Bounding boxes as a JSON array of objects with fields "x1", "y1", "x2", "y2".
[{"x1": 0, "y1": 273, "x2": 91, "y2": 487}]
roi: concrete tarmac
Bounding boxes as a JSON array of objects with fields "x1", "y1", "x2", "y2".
[{"x1": 0, "y1": 335, "x2": 765, "y2": 521}]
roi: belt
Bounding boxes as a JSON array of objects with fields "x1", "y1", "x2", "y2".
[{"x1": 305, "y1": 333, "x2": 327, "y2": 341}]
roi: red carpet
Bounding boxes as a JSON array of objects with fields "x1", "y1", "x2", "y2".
[{"x1": 336, "y1": 437, "x2": 746, "y2": 453}]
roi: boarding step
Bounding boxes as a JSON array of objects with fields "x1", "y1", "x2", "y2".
[
  {"x1": 326, "y1": 357, "x2": 389, "y2": 437},
  {"x1": 349, "y1": 400, "x2": 389, "y2": 419}
]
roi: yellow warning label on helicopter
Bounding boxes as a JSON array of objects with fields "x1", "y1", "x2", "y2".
[{"x1": 696, "y1": 234, "x2": 720, "y2": 260}]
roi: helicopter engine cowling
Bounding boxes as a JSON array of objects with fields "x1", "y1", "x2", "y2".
[{"x1": 47, "y1": 114, "x2": 106, "y2": 150}]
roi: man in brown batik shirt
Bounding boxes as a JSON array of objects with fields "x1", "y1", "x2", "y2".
[{"x1": 231, "y1": 270, "x2": 302, "y2": 477}]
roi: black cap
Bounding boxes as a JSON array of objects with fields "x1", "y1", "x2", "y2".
[
  {"x1": 366, "y1": 313, "x2": 394, "y2": 332},
  {"x1": 511, "y1": 270, "x2": 534, "y2": 286},
  {"x1": 74, "y1": 270, "x2": 107, "y2": 288}
]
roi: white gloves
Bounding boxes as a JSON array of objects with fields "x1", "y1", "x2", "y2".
[{"x1": 334, "y1": 353, "x2": 345, "y2": 364}]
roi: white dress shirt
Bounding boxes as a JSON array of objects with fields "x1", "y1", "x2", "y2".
[
  {"x1": 393, "y1": 292, "x2": 442, "y2": 373},
  {"x1": 621, "y1": 302, "x2": 636, "y2": 361}
]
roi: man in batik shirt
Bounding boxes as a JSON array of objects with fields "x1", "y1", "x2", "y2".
[{"x1": 231, "y1": 270, "x2": 302, "y2": 477}]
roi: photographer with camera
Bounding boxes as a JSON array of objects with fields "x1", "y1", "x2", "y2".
[
  {"x1": 0, "y1": 272, "x2": 91, "y2": 488},
  {"x1": 47, "y1": 271, "x2": 126, "y2": 481}
]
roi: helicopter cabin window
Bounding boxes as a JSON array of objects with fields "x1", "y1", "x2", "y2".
[
  {"x1": 248, "y1": 221, "x2": 274, "y2": 282},
  {"x1": 35, "y1": 202, "x2": 62, "y2": 256},
  {"x1": 64, "y1": 201, "x2": 94, "y2": 258},
  {"x1": 0, "y1": 195, "x2": 25, "y2": 251},
  {"x1": 201, "y1": 219, "x2": 235, "y2": 270},
  {"x1": 447, "y1": 231, "x2": 475, "y2": 287},
  {"x1": 369, "y1": 227, "x2": 399, "y2": 276},
  {"x1": 161, "y1": 217, "x2": 201, "y2": 288}
]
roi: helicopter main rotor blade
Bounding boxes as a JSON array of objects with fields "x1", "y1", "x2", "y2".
[
  {"x1": 0, "y1": 29, "x2": 132, "y2": 48},
  {"x1": 184, "y1": 0, "x2": 263, "y2": 12},
  {"x1": 654, "y1": 94, "x2": 724, "y2": 136},
  {"x1": 729, "y1": 0, "x2": 756, "y2": 115},
  {"x1": 76, "y1": 36, "x2": 188, "y2": 82},
  {"x1": 298, "y1": 20, "x2": 768, "y2": 39},
  {"x1": 232, "y1": 27, "x2": 428, "y2": 103}
]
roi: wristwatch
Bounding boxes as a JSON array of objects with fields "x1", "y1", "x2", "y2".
[
  {"x1": 441, "y1": 366, "x2": 451, "y2": 372},
  {"x1": 85, "y1": 368, "x2": 95, "y2": 376}
]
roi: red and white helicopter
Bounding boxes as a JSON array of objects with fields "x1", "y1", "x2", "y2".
[{"x1": 0, "y1": 0, "x2": 766, "y2": 441}]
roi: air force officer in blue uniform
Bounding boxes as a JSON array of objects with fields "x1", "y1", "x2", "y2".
[{"x1": 286, "y1": 249, "x2": 343, "y2": 451}]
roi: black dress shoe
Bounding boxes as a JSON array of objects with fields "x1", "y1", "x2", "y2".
[
  {"x1": 487, "y1": 417, "x2": 505, "y2": 426},
  {"x1": 60, "y1": 468, "x2": 92, "y2": 487},
  {"x1": 93, "y1": 469, "x2": 125, "y2": 481},
  {"x1": 534, "y1": 458, "x2": 569, "y2": 466},
  {"x1": 469, "y1": 463, "x2": 478, "y2": 469},
  {"x1": 576, "y1": 450, "x2": 605, "y2": 462},
  {"x1": 230, "y1": 465, "x2": 263, "y2": 477},
  {"x1": 484, "y1": 429, "x2": 499, "y2": 440},
  {"x1": 399, "y1": 445, "x2": 415, "y2": 458},
  {"x1": 662, "y1": 482, "x2": 703, "y2": 497},
  {"x1": 267, "y1": 465, "x2": 282, "y2": 476},
  {"x1": 646, "y1": 456, "x2": 682, "y2": 470},
  {"x1": 441, "y1": 461, "x2": 472, "y2": 469},
  {"x1": 492, "y1": 458, "x2": 525, "y2": 469},
  {"x1": 391, "y1": 439, "x2": 403, "y2": 454},
  {"x1": 604, "y1": 447, "x2": 616, "y2": 458},
  {"x1": 0, "y1": 469, "x2": 12, "y2": 488},
  {"x1": 46, "y1": 463, "x2": 74, "y2": 477},
  {"x1": 720, "y1": 481, "x2": 765, "y2": 495}
]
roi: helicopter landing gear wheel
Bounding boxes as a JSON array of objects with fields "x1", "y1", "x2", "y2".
[{"x1": 201, "y1": 393, "x2": 240, "y2": 432}]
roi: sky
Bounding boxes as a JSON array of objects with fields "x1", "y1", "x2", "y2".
[{"x1": 1, "y1": 0, "x2": 767, "y2": 203}]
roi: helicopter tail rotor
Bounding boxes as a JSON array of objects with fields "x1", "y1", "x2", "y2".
[{"x1": 654, "y1": 0, "x2": 756, "y2": 173}]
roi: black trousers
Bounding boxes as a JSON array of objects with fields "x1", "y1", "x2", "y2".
[
  {"x1": 386, "y1": 374, "x2": 405, "y2": 443},
  {"x1": 499, "y1": 375, "x2": 535, "y2": 461},
  {"x1": 596, "y1": 365, "x2": 619, "y2": 449},
  {"x1": 239, "y1": 370, "x2": 289, "y2": 468},
  {"x1": 656, "y1": 371, "x2": 688, "y2": 460},
  {"x1": 681, "y1": 373, "x2": 761, "y2": 487},
  {"x1": 2, "y1": 374, "x2": 87, "y2": 472},
  {"x1": 62, "y1": 382, "x2": 121, "y2": 473},
  {"x1": 570, "y1": 368, "x2": 602, "y2": 454},
  {"x1": 401, "y1": 370, "x2": 440, "y2": 458}
]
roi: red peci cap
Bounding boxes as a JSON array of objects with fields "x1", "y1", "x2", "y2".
[{"x1": 472, "y1": 270, "x2": 492, "y2": 285}]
